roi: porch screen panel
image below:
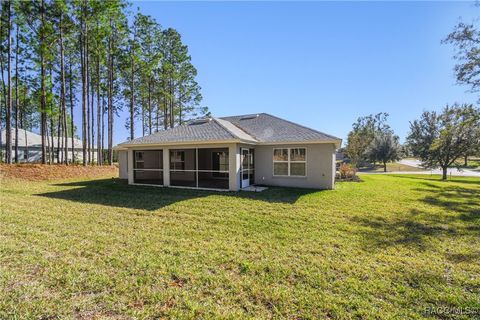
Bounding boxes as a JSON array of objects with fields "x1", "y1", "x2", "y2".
[
  {"x1": 197, "y1": 148, "x2": 229, "y2": 189},
  {"x1": 170, "y1": 149, "x2": 197, "y2": 187},
  {"x1": 133, "y1": 150, "x2": 163, "y2": 185}
]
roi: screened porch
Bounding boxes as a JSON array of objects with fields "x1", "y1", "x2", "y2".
[{"x1": 170, "y1": 148, "x2": 229, "y2": 189}]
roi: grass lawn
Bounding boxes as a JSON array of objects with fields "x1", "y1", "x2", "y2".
[
  {"x1": 1, "y1": 173, "x2": 479, "y2": 319},
  {"x1": 359, "y1": 162, "x2": 424, "y2": 173}
]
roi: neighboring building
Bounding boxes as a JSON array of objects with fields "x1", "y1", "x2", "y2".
[
  {"x1": 114, "y1": 113, "x2": 341, "y2": 191},
  {"x1": 0, "y1": 128, "x2": 96, "y2": 163}
]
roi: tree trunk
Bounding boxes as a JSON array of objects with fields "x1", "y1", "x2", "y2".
[
  {"x1": 46, "y1": 120, "x2": 50, "y2": 164},
  {"x1": 129, "y1": 55, "x2": 135, "y2": 140},
  {"x1": 40, "y1": 0, "x2": 47, "y2": 164},
  {"x1": 86, "y1": 29, "x2": 91, "y2": 165},
  {"x1": 90, "y1": 74, "x2": 95, "y2": 164},
  {"x1": 107, "y1": 22, "x2": 114, "y2": 165},
  {"x1": 169, "y1": 81, "x2": 174, "y2": 128},
  {"x1": 24, "y1": 126, "x2": 28, "y2": 162},
  {"x1": 101, "y1": 96, "x2": 105, "y2": 163},
  {"x1": 69, "y1": 59, "x2": 75, "y2": 164},
  {"x1": 57, "y1": 110, "x2": 61, "y2": 163},
  {"x1": 59, "y1": 16, "x2": 68, "y2": 165},
  {"x1": 156, "y1": 103, "x2": 159, "y2": 132},
  {"x1": 0, "y1": 9, "x2": 5, "y2": 162},
  {"x1": 383, "y1": 161, "x2": 387, "y2": 172},
  {"x1": 49, "y1": 91, "x2": 55, "y2": 164},
  {"x1": 6, "y1": 0, "x2": 12, "y2": 164},
  {"x1": 141, "y1": 97, "x2": 145, "y2": 137},
  {"x1": 96, "y1": 51, "x2": 102, "y2": 165},
  {"x1": 14, "y1": 21, "x2": 19, "y2": 163},
  {"x1": 442, "y1": 166, "x2": 448, "y2": 180},
  {"x1": 81, "y1": 2, "x2": 87, "y2": 166},
  {"x1": 464, "y1": 154, "x2": 468, "y2": 167},
  {"x1": 148, "y1": 80, "x2": 152, "y2": 135},
  {"x1": 163, "y1": 95, "x2": 168, "y2": 130},
  {"x1": 22, "y1": 84, "x2": 28, "y2": 162}
]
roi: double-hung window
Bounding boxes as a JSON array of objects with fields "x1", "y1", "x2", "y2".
[{"x1": 273, "y1": 148, "x2": 306, "y2": 177}]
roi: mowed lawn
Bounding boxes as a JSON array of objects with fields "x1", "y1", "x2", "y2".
[{"x1": 1, "y1": 174, "x2": 479, "y2": 319}]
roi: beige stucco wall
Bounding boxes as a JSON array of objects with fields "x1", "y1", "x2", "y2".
[
  {"x1": 118, "y1": 150, "x2": 128, "y2": 179},
  {"x1": 254, "y1": 143, "x2": 336, "y2": 189},
  {"x1": 117, "y1": 142, "x2": 336, "y2": 190}
]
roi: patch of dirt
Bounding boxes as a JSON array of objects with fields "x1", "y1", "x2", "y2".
[{"x1": 0, "y1": 164, "x2": 118, "y2": 181}]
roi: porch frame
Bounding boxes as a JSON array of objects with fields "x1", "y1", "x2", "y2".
[{"x1": 126, "y1": 143, "x2": 248, "y2": 191}]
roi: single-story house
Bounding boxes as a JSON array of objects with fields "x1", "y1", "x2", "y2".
[
  {"x1": 1, "y1": 128, "x2": 97, "y2": 163},
  {"x1": 115, "y1": 113, "x2": 341, "y2": 191}
]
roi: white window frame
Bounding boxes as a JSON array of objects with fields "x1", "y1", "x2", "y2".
[{"x1": 273, "y1": 147, "x2": 307, "y2": 177}]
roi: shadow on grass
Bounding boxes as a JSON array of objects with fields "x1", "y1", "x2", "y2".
[
  {"x1": 390, "y1": 174, "x2": 480, "y2": 185},
  {"x1": 351, "y1": 215, "x2": 457, "y2": 250},
  {"x1": 413, "y1": 183, "x2": 480, "y2": 222},
  {"x1": 351, "y1": 175, "x2": 479, "y2": 251},
  {"x1": 36, "y1": 178, "x2": 321, "y2": 211}
]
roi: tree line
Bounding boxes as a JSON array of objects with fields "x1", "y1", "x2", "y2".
[
  {"x1": 344, "y1": 105, "x2": 480, "y2": 180},
  {"x1": 344, "y1": 10, "x2": 480, "y2": 180},
  {"x1": 0, "y1": 0, "x2": 206, "y2": 165}
]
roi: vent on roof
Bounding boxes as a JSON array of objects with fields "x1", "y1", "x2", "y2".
[
  {"x1": 240, "y1": 114, "x2": 259, "y2": 120},
  {"x1": 189, "y1": 118, "x2": 211, "y2": 125}
]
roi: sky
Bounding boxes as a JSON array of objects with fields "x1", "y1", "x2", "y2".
[{"x1": 110, "y1": 1, "x2": 478, "y2": 145}]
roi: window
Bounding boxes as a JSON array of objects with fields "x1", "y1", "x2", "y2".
[
  {"x1": 170, "y1": 150, "x2": 185, "y2": 170},
  {"x1": 273, "y1": 148, "x2": 306, "y2": 177}
]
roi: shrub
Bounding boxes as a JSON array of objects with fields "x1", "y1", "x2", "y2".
[{"x1": 336, "y1": 163, "x2": 359, "y2": 181}]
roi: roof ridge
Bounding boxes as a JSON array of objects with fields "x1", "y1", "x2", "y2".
[
  {"x1": 210, "y1": 117, "x2": 240, "y2": 139},
  {"x1": 213, "y1": 118, "x2": 257, "y2": 142},
  {"x1": 261, "y1": 113, "x2": 341, "y2": 141},
  {"x1": 219, "y1": 113, "x2": 258, "y2": 120}
]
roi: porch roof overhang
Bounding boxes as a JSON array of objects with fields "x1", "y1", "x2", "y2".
[
  {"x1": 114, "y1": 138, "x2": 341, "y2": 151},
  {"x1": 256, "y1": 139, "x2": 342, "y2": 149},
  {"x1": 113, "y1": 139, "x2": 256, "y2": 151}
]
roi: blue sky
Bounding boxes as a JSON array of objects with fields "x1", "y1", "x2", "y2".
[{"x1": 112, "y1": 1, "x2": 478, "y2": 145}]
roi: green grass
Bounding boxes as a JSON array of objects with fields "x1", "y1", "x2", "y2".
[
  {"x1": 359, "y1": 162, "x2": 424, "y2": 173},
  {"x1": 1, "y1": 175, "x2": 479, "y2": 319}
]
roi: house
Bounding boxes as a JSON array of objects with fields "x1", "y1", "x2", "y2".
[
  {"x1": 115, "y1": 113, "x2": 341, "y2": 191},
  {"x1": 0, "y1": 128, "x2": 97, "y2": 163}
]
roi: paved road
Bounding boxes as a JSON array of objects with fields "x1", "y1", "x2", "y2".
[{"x1": 362, "y1": 159, "x2": 480, "y2": 177}]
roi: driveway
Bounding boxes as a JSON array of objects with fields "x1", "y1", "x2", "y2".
[{"x1": 362, "y1": 159, "x2": 480, "y2": 177}]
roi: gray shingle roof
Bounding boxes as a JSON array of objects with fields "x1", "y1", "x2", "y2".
[
  {"x1": 1, "y1": 128, "x2": 84, "y2": 149},
  {"x1": 118, "y1": 118, "x2": 251, "y2": 146},
  {"x1": 221, "y1": 113, "x2": 341, "y2": 143},
  {"x1": 117, "y1": 113, "x2": 341, "y2": 147}
]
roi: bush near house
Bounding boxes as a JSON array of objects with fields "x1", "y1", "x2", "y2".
[{"x1": 336, "y1": 163, "x2": 360, "y2": 181}]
